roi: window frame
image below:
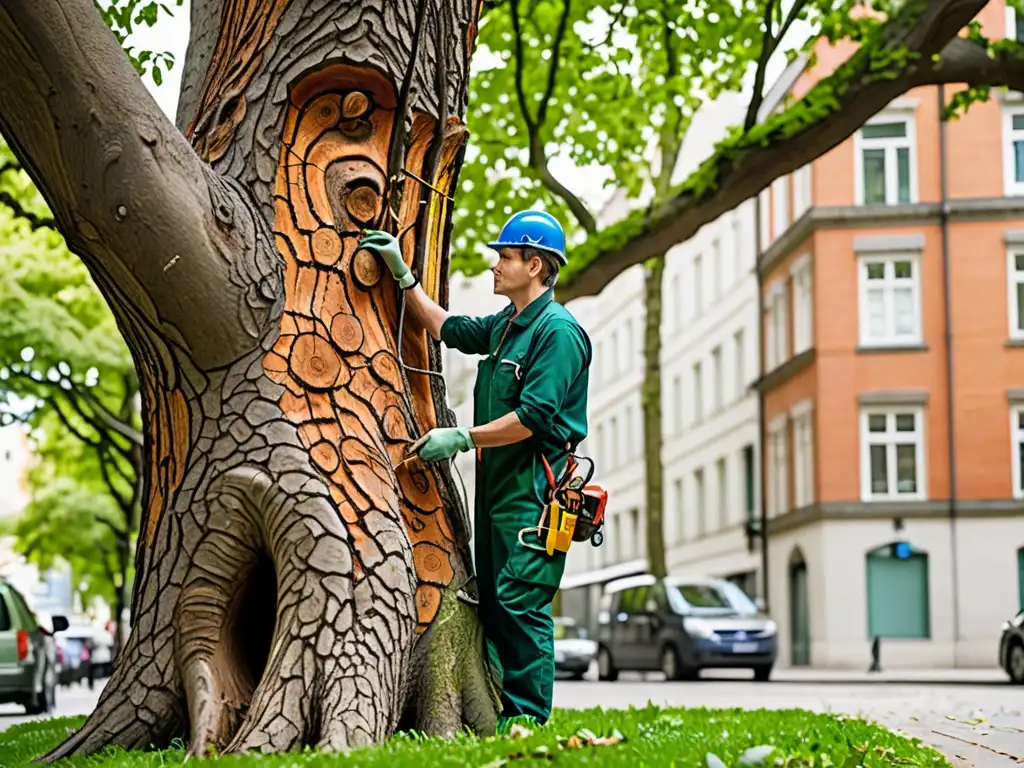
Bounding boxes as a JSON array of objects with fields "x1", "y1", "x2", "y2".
[
  {"x1": 853, "y1": 112, "x2": 918, "y2": 206},
  {"x1": 711, "y1": 345, "x2": 723, "y2": 413},
  {"x1": 767, "y1": 416, "x2": 789, "y2": 518},
  {"x1": 1006, "y1": 4, "x2": 1024, "y2": 42},
  {"x1": 1008, "y1": 250, "x2": 1024, "y2": 340},
  {"x1": 765, "y1": 281, "x2": 789, "y2": 369},
  {"x1": 1003, "y1": 106, "x2": 1024, "y2": 196},
  {"x1": 692, "y1": 360, "x2": 703, "y2": 425},
  {"x1": 1011, "y1": 406, "x2": 1024, "y2": 500},
  {"x1": 694, "y1": 467, "x2": 706, "y2": 537},
  {"x1": 857, "y1": 253, "x2": 923, "y2": 348},
  {"x1": 792, "y1": 164, "x2": 813, "y2": 219},
  {"x1": 791, "y1": 402, "x2": 814, "y2": 509},
  {"x1": 860, "y1": 407, "x2": 927, "y2": 502},
  {"x1": 734, "y1": 328, "x2": 746, "y2": 400},
  {"x1": 772, "y1": 175, "x2": 790, "y2": 238},
  {"x1": 791, "y1": 254, "x2": 813, "y2": 354}
]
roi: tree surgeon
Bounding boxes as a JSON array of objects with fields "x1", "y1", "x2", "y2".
[{"x1": 358, "y1": 210, "x2": 592, "y2": 727}]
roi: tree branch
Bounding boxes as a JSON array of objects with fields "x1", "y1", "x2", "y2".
[
  {"x1": 508, "y1": 0, "x2": 537, "y2": 133},
  {"x1": 536, "y1": 0, "x2": 571, "y2": 127},
  {"x1": 94, "y1": 512, "x2": 128, "y2": 541},
  {"x1": 0, "y1": 1, "x2": 268, "y2": 368},
  {"x1": 744, "y1": 0, "x2": 780, "y2": 131},
  {"x1": 558, "y1": 0, "x2": 1015, "y2": 301},
  {"x1": 98, "y1": 445, "x2": 133, "y2": 515}
]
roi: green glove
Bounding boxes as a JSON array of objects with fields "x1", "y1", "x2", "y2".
[
  {"x1": 409, "y1": 427, "x2": 475, "y2": 462},
  {"x1": 357, "y1": 230, "x2": 415, "y2": 289}
]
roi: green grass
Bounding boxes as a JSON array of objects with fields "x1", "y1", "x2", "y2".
[{"x1": 0, "y1": 707, "x2": 950, "y2": 768}]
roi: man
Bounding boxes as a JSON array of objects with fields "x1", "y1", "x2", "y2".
[{"x1": 357, "y1": 210, "x2": 592, "y2": 730}]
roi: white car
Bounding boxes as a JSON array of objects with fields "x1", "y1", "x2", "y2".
[{"x1": 553, "y1": 617, "x2": 597, "y2": 680}]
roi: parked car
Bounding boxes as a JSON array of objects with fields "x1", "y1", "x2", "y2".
[
  {"x1": 553, "y1": 617, "x2": 597, "y2": 680},
  {"x1": 0, "y1": 579, "x2": 69, "y2": 713},
  {"x1": 596, "y1": 574, "x2": 777, "y2": 682},
  {"x1": 998, "y1": 609, "x2": 1024, "y2": 684}
]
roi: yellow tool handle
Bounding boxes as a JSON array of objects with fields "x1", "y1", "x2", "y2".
[{"x1": 545, "y1": 500, "x2": 560, "y2": 556}]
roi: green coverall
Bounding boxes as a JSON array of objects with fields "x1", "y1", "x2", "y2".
[{"x1": 440, "y1": 288, "x2": 592, "y2": 723}]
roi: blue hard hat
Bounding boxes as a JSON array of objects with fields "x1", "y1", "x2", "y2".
[{"x1": 487, "y1": 210, "x2": 567, "y2": 265}]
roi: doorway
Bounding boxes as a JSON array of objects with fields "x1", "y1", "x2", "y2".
[{"x1": 788, "y1": 548, "x2": 810, "y2": 666}]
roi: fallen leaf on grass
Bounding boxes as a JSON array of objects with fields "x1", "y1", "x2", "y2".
[
  {"x1": 738, "y1": 745, "x2": 777, "y2": 766},
  {"x1": 508, "y1": 724, "x2": 533, "y2": 739},
  {"x1": 559, "y1": 728, "x2": 626, "y2": 748}
]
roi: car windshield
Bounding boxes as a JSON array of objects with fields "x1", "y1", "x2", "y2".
[
  {"x1": 666, "y1": 581, "x2": 759, "y2": 617},
  {"x1": 553, "y1": 623, "x2": 585, "y2": 640}
]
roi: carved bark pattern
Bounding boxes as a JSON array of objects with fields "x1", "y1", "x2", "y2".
[{"x1": 267, "y1": 63, "x2": 464, "y2": 631}]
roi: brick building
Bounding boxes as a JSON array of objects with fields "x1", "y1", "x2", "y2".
[{"x1": 757, "y1": 1, "x2": 1024, "y2": 668}]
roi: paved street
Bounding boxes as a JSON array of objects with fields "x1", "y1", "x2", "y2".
[{"x1": 2, "y1": 674, "x2": 1021, "y2": 766}]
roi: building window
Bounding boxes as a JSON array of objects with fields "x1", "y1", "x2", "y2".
[
  {"x1": 671, "y1": 273, "x2": 682, "y2": 329},
  {"x1": 1007, "y1": 5, "x2": 1024, "y2": 43},
  {"x1": 624, "y1": 318, "x2": 634, "y2": 363},
  {"x1": 711, "y1": 345, "x2": 723, "y2": 413},
  {"x1": 859, "y1": 255, "x2": 921, "y2": 347},
  {"x1": 866, "y1": 543, "x2": 930, "y2": 639},
  {"x1": 716, "y1": 457, "x2": 728, "y2": 530},
  {"x1": 624, "y1": 405, "x2": 634, "y2": 460},
  {"x1": 672, "y1": 374, "x2": 683, "y2": 434},
  {"x1": 861, "y1": 409, "x2": 926, "y2": 501},
  {"x1": 629, "y1": 507, "x2": 641, "y2": 559},
  {"x1": 792, "y1": 165, "x2": 812, "y2": 219},
  {"x1": 610, "y1": 416, "x2": 619, "y2": 469},
  {"x1": 712, "y1": 238, "x2": 722, "y2": 299},
  {"x1": 734, "y1": 329, "x2": 746, "y2": 400},
  {"x1": 1003, "y1": 109, "x2": 1024, "y2": 196},
  {"x1": 694, "y1": 468, "x2": 706, "y2": 536},
  {"x1": 732, "y1": 214, "x2": 744, "y2": 282},
  {"x1": 772, "y1": 175, "x2": 790, "y2": 236},
  {"x1": 856, "y1": 117, "x2": 915, "y2": 205},
  {"x1": 692, "y1": 361, "x2": 703, "y2": 425},
  {"x1": 693, "y1": 253, "x2": 704, "y2": 315},
  {"x1": 765, "y1": 283, "x2": 788, "y2": 369},
  {"x1": 1009, "y1": 252, "x2": 1024, "y2": 340},
  {"x1": 767, "y1": 419, "x2": 788, "y2": 518},
  {"x1": 610, "y1": 329, "x2": 619, "y2": 377},
  {"x1": 792, "y1": 407, "x2": 814, "y2": 508},
  {"x1": 1011, "y1": 407, "x2": 1024, "y2": 499},
  {"x1": 791, "y1": 257, "x2": 813, "y2": 354},
  {"x1": 596, "y1": 423, "x2": 605, "y2": 468},
  {"x1": 674, "y1": 477, "x2": 684, "y2": 544},
  {"x1": 758, "y1": 190, "x2": 771, "y2": 251}
]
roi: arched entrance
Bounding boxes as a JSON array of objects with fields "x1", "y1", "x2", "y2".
[{"x1": 788, "y1": 547, "x2": 810, "y2": 666}]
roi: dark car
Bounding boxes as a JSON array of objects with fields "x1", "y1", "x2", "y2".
[
  {"x1": 0, "y1": 580, "x2": 69, "y2": 713},
  {"x1": 596, "y1": 574, "x2": 777, "y2": 682},
  {"x1": 999, "y1": 609, "x2": 1024, "y2": 684},
  {"x1": 554, "y1": 617, "x2": 597, "y2": 680}
]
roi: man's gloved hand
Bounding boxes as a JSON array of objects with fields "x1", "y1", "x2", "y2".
[
  {"x1": 408, "y1": 427, "x2": 475, "y2": 462},
  {"x1": 357, "y1": 230, "x2": 415, "y2": 289}
]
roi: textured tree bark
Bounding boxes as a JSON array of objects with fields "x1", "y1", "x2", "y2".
[
  {"x1": 0, "y1": 0, "x2": 496, "y2": 758},
  {"x1": 641, "y1": 253, "x2": 667, "y2": 580}
]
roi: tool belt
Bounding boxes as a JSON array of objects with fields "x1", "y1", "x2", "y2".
[{"x1": 517, "y1": 447, "x2": 608, "y2": 556}]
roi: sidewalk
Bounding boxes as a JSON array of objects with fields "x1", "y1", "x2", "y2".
[{"x1": 769, "y1": 667, "x2": 1009, "y2": 685}]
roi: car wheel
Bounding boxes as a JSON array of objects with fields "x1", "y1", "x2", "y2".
[
  {"x1": 753, "y1": 664, "x2": 773, "y2": 682},
  {"x1": 24, "y1": 670, "x2": 48, "y2": 716},
  {"x1": 661, "y1": 645, "x2": 682, "y2": 681},
  {"x1": 1009, "y1": 642, "x2": 1024, "y2": 684},
  {"x1": 597, "y1": 646, "x2": 618, "y2": 681},
  {"x1": 45, "y1": 664, "x2": 57, "y2": 712}
]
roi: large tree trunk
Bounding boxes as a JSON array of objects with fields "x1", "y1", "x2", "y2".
[{"x1": 0, "y1": 0, "x2": 497, "y2": 758}]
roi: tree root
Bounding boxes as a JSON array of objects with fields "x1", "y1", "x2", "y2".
[{"x1": 403, "y1": 586, "x2": 502, "y2": 738}]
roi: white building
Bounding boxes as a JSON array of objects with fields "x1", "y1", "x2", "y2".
[
  {"x1": 557, "y1": 92, "x2": 763, "y2": 630},
  {"x1": 442, "y1": 91, "x2": 766, "y2": 633}
]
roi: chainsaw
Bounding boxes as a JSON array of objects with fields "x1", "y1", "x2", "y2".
[{"x1": 517, "y1": 451, "x2": 608, "y2": 556}]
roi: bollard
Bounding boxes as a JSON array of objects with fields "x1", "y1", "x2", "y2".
[{"x1": 868, "y1": 636, "x2": 882, "y2": 673}]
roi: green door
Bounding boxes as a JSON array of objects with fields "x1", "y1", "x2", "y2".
[
  {"x1": 789, "y1": 554, "x2": 810, "y2": 666},
  {"x1": 866, "y1": 546, "x2": 930, "y2": 639}
]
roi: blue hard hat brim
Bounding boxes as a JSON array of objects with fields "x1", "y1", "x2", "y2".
[{"x1": 487, "y1": 241, "x2": 567, "y2": 265}]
